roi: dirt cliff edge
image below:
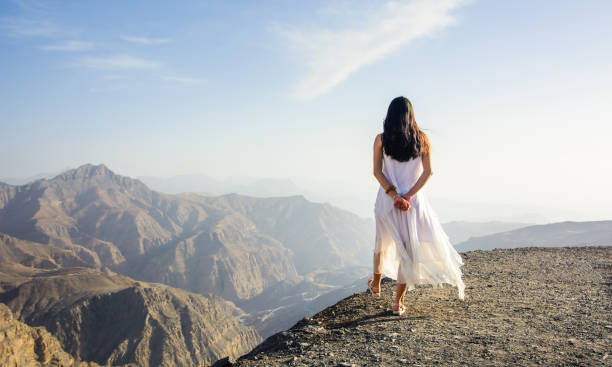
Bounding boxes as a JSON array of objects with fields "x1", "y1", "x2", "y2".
[{"x1": 230, "y1": 246, "x2": 611, "y2": 367}]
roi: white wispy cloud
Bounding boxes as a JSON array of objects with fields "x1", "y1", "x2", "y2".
[
  {"x1": 160, "y1": 75, "x2": 205, "y2": 85},
  {"x1": 277, "y1": 0, "x2": 468, "y2": 100},
  {"x1": 73, "y1": 55, "x2": 161, "y2": 70},
  {"x1": 1, "y1": 18, "x2": 61, "y2": 37},
  {"x1": 40, "y1": 40, "x2": 93, "y2": 51},
  {"x1": 121, "y1": 35, "x2": 170, "y2": 45}
]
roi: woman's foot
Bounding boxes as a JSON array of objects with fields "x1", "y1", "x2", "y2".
[
  {"x1": 393, "y1": 283, "x2": 407, "y2": 315},
  {"x1": 392, "y1": 301, "x2": 406, "y2": 316},
  {"x1": 367, "y1": 278, "x2": 381, "y2": 297}
]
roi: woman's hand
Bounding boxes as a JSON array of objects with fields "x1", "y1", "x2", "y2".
[
  {"x1": 393, "y1": 195, "x2": 410, "y2": 211},
  {"x1": 402, "y1": 193, "x2": 413, "y2": 203}
]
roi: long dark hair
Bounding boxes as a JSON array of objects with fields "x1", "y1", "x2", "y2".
[{"x1": 382, "y1": 96, "x2": 430, "y2": 162}]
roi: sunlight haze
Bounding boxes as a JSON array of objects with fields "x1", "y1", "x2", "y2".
[{"x1": 1, "y1": 0, "x2": 610, "y2": 222}]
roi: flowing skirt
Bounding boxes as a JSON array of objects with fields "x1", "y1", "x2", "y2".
[{"x1": 374, "y1": 190, "x2": 465, "y2": 299}]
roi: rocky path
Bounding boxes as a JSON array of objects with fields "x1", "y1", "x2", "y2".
[{"x1": 230, "y1": 246, "x2": 611, "y2": 366}]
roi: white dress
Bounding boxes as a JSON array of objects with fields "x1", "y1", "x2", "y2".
[{"x1": 374, "y1": 152, "x2": 465, "y2": 300}]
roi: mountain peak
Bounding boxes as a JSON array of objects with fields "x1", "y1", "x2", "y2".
[
  {"x1": 54, "y1": 163, "x2": 114, "y2": 181},
  {"x1": 46, "y1": 163, "x2": 153, "y2": 199}
]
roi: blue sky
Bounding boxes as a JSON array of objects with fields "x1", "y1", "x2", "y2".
[{"x1": 1, "y1": 0, "x2": 611, "y2": 222}]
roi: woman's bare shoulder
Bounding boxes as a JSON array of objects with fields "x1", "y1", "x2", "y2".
[{"x1": 373, "y1": 134, "x2": 383, "y2": 149}]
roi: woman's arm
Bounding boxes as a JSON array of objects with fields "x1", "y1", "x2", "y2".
[
  {"x1": 373, "y1": 134, "x2": 393, "y2": 193},
  {"x1": 373, "y1": 135, "x2": 408, "y2": 208},
  {"x1": 403, "y1": 151, "x2": 434, "y2": 200}
]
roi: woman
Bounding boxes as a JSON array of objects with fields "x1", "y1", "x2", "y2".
[{"x1": 368, "y1": 96, "x2": 465, "y2": 316}]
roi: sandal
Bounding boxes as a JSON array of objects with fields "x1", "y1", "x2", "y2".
[
  {"x1": 367, "y1": 278, "x2": 381, "y2": 297},
  {"x1": 393, "y1": 301, "x2": 406, "y2": 316}
]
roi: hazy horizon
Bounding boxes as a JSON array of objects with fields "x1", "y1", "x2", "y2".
[
  {"x1": 0, "y1": 162, "x2": 605, "y2": 224},
  {"x1": 2, "y1": 0, "x2": 611, "y2": 223}
]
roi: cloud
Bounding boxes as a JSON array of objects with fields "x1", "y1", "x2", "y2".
[
  {"x1": 73, "y1": 55, "x2": 161, "y2": 70},
  {"x1": 40, "y1": 40, "x2": 93, "y2": 51},
  {"x1": 160, "y1": 75, "x2": 205, "y2": 85},
  {"x1": 121, "y1": 35, "x2": 170, "y2": 45},
  {"x1": 277, "y1": 0, "x2": 468, "y2": 100},
  {"x1": 1, "y1": 18, "x2": 61, "y2": 37}
]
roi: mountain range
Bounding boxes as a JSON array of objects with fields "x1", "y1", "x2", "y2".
[
  {"x1": 455, "y1": 220, "x2": 612, "y2": 252},
  {"x1": 0, "y1": 163, "x2": 376, "y2": 365},
  {"x1": 442, "y1": 220, "x2": 532, "y2": 245},
  {"x1": 1, "y1": 163, "x2": 610, "y2": 366}
]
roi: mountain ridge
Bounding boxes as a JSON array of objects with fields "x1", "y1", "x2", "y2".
[
  {"x1": 0, "y1": 163, "x2": 375, "y2": 339},
  {"x1": 0, "y1": 266, "x2": 261, "y2": 367},
  {"x1": 455, "y1": 220, "x2": 612, "y2": 252},
  {"x1": 0, "y1": 303, "x2": 102, "y2": 367}
]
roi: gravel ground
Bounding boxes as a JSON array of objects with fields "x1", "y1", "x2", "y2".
[{"x1": 228, "y1": 246, "x2": 611, "y2": 367}]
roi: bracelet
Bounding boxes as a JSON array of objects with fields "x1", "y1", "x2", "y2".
[{"x1": 385, "y1": 185, "x2": 396, "y2": 194}]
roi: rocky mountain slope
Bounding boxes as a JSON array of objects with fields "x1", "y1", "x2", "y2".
[
  {"x1": 0, "y1": 303, "x2": 101, "y2": 367},
  {"x1": 0, "y1": 233, "x2": 93, "y2": 291},
  {"x1": 196, "y1": 193, "x2": 373, "y2": 275},
  {"x1": 0, "y1": 163, "x2": 374, "y2": 339},
  {"x1": 230, "y1": 246, "x2": 611, "y2": 366},
  {"x1": 0, "y1": 267, "x2": 260, "y2": 367},
  {"x1": 0, "y1": 164, "x2": 373, "y2": 281},
  {"x1": 456, "y1": 221, "x2": 612, "y2": 252}
]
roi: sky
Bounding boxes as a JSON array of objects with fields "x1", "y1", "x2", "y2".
[{"x1": 1, "y1": 0, "x2": 611, "y2": 222}]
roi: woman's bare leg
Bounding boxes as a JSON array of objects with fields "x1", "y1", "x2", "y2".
[
  {"x1": 395, "y1": 283, "x2": 407, "y2": 306},
  {"x1": 372, "y1": 251, "x2": 383, "y2": 292},
  {"x1": 394, "y1": 262, "x2": 407, "y2": 312}
]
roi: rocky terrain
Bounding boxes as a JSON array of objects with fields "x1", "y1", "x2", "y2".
[
  {"x1": 0, "y1": 267, "x2": 260, "y2": 367},
  {"x1": 0, "y1": 303, "x2": 101, "y2": 367},
  {"x1": 0, "y1": 164, "x2": 375, "y2": 336},
  {"x1": 197, "y1": 194, "x2": 373, "y2": 274},
  {"x1": 230, "y1": 246, "x2": 611, "y2": 366}
]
